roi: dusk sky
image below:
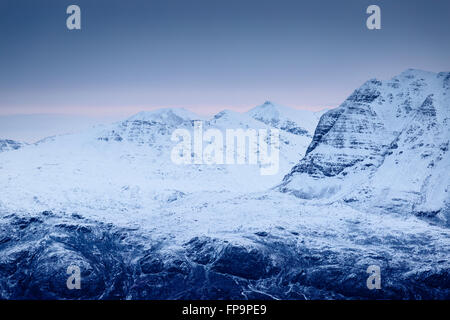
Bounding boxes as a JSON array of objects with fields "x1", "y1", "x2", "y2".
[{"x1": 1, "y1": 0, "x2": 449, "y2": 117}]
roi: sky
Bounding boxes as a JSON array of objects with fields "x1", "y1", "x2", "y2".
[{"x1": 0, "y1": 0, "x2": 449, "y2": 118}]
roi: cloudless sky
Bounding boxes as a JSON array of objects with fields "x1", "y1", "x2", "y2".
[{"x1": 0, "y1": 0, "x2": 449, "y2": 117}]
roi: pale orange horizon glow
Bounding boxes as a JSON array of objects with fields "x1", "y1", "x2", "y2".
[{"x1": 0, "y1": 103, "x2": 335, "y2": 119}]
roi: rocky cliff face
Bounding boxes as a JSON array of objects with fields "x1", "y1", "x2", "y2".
[
  {"x1": 280, "y1": 69, "x2": 450, "y2": 224},
  {"x1": 0, "y1": 140, "x2": 24, "y2": 153},
  {"x1": 247, "y1": 101, "x2": 325, "y2": 138},
  {"x1": 1, "y1": 210, "x2": 449, "y2": 299}
]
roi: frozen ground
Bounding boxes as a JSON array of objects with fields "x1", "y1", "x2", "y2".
[{"x1": 0, "y1": 191, "x2": 449, "y2": 299}]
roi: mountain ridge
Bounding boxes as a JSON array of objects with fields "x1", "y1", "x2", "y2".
[
  {"x1": 280, "y1": 69, "x2": 450, "y2": 224},
  {"x1": 1, "y1": 69, "x2": 449, "y2": 299}
]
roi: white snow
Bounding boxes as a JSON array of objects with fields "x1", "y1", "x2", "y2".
[
  {"x1": 0, "y1": 102, "x2": 321, "y2": 217},
  {"x1": 282, "y1": 70, "x2": 450, "y2": 223},
  {"x1": 0, "y1": 73, "x2": 448, "y2": 260}
]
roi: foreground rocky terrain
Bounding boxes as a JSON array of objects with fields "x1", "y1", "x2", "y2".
[{"x1": 1, "y1": 199, "x2": 449, "y2": 299}]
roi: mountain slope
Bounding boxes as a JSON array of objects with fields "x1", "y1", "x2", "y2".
[
  {"x1": 247, "y1": 101, "x2": 325, "y2": 137},
  {"x1": 0, "y1": 104, "x2": 320, "y2": 215},
  {"x1": 280, "y1": 69, "x2": 450, "y2": 224}
]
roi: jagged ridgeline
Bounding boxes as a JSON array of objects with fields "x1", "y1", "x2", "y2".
[{"x1": 281, "y1": 69, "x2": 450, "y2": 225}]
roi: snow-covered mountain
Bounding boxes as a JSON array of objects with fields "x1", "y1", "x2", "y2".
[
  {"x1": 96, "y1": 104, "x2": 323, "y2": 184},
  {"x1": 0, "y1": 103, "x2": 321, "y2": 216},
  {"x1": 280, "y1": 69, "x2": 450, "y2": 224},
  {"x1": 0, "y1": 71, "x2": 449, "y2": 300},
  {"x1": 247, "y1": 101, "x2": 325, "y2": 137}
]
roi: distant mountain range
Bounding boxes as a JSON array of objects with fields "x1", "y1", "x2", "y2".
[
  {"x1": 0, "y1": 70, "x2": 449, "y2": 299},
  {"x1": 0, "y1": 102, "x2": 324, "y2": 215},
  {"x1": 0, "y1": 114, "x2": 121, "y2": 143}
]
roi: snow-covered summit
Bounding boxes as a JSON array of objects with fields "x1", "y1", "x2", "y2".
[
  {"x1": 280, "y1": 69, "x2": 450, "y2": 224},
  {"x1": 396, "y1": 68, "x2": 439, "y2": 80},
  {"x1": 247, "y1": 101, "x2": 325, "y2": 136},
  {"x1": 209, "y1": 109, "x2": 267, "y2": 129},
  {"x1": 127, "y1": 108, "x2": 202, "y2": 125}
]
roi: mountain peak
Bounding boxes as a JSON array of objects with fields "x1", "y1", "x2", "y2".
[
  {"x1": 246, "y1": 102, "x2": 325, "y2": 136},
  {"x1": 396, "y1": 68, "x2": 437, "y2": 80},
  {"x1": 127, "y1": 108, "x2": 201, "y2": 124},
  {"x1": 281, "y1": 69, "x2": 449, "y2": 223},
  {"x1": 248, "y1": 101, "x2": 286, "y2": 116}
]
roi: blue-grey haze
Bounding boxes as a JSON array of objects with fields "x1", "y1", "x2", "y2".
[{"x1": 0, "y1": 0, "x2": 449, "y2": 116}]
